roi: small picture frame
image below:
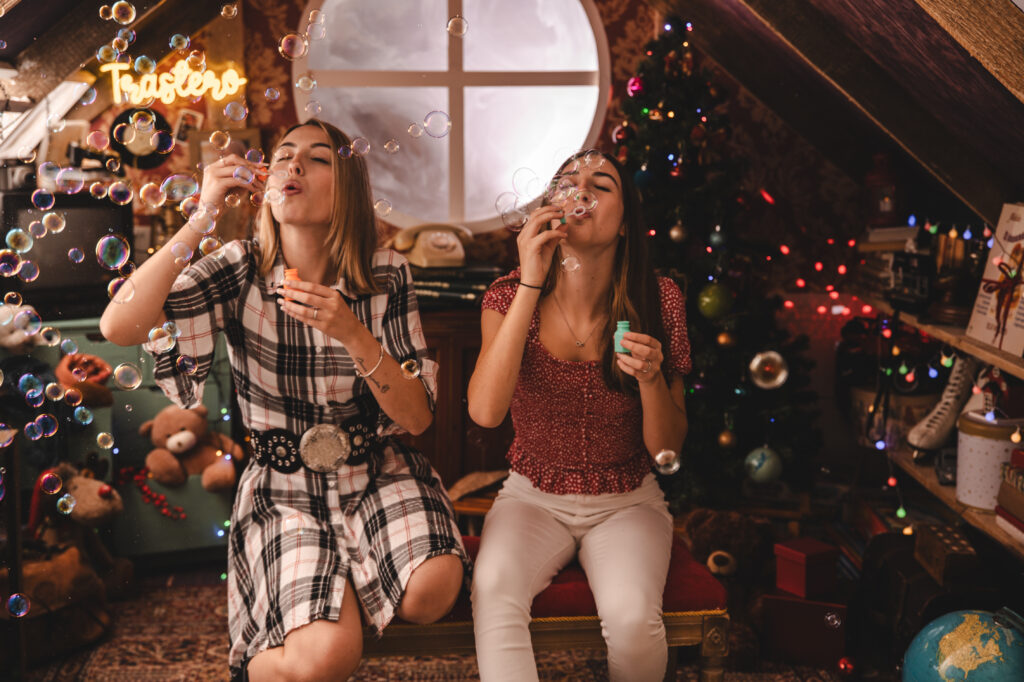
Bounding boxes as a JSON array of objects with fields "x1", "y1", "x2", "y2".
[{"x1": 173, "y1": 109, "x2": 205, "y2": 143}]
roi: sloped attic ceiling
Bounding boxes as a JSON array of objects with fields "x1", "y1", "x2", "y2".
[{"x1": 651, "y1": 0, "x2": 1024, "y2": 226}]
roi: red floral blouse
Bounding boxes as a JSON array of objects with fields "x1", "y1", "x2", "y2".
[{"x1": 481, "y1": 270, "x2": 691, "y2": 495}]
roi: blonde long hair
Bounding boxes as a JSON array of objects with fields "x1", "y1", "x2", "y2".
[{"x1": 255, "y1": 119, "x2": 381, "y2": 295}]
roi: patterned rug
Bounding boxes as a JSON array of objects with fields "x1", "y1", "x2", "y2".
[{"x1": 24, "y1": 568, "x2": 842, "y2": 681}]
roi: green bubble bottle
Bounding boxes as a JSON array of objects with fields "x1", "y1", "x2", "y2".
[{"x1": 613, "y1": 320, "x2": 630, "y2": 353}]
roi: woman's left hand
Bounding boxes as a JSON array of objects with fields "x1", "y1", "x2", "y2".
[
  {"x1": 276, "y1": 280, "x2": 358, "y2": 340},
  {"x1": 617, "y1": 332, "x2": 664, "y2": 384}
]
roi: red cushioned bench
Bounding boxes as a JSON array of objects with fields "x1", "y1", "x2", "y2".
[{"x1": 362, "y1": 534, "x2": 729, "y2": 682}]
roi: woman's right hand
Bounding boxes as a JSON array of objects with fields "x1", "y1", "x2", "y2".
[
  {"x1": 197, "y1": 154, "x2": 266, "y2": 209},
  {"x1": 517, "y1": 204, "x2": 567, "y2": 287}
]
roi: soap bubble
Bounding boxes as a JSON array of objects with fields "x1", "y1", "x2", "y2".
[
  {"x1": 407, "y1": 123, "x2": 424, "y2": 138},
  {"x1": 221, "y1": 3, "x2": 238, "y2": 19},
  {"x1": 169, "y1": 33, "x2": 190, "y2": 51},
  {"x1": 112, "y1": 122, "x2": 135, "y2": 144},
  {"x1": 13, "y1": 307, "x2": 40, "y2": 334},
  {"x1": 96, "y1": 44, "x2": 119, "y2": 63},
  {"x1": 61, "y1": 338, "x2": 78, "y2": 355},
  {"x1": 560, "y1": 255, "x2": 581, "y2": 273},
  {"x1": 160, "y1": 174, "x2": 199, "y2": 202},
  {"x1": 232, "y1": 166, "x2": 255, "y2": 184},
  {"x1": 351, "y1": 137, "x2": 370, "y2": 156},
  {"x1": 17, "y1": 261, "x2": 39, "y2": 283},
  {"x1": 39, "y1": 327, "x2": 60, "y2": 346},
  {"x1": 118, "y1": 28, "x2": 136, "y2": 45},
  {"x1": 79, "y1": 87, "x2": 98, "y2": 106},
  {"x1": 337, "y1": 145, "x2": 352, "y2": 159},
  {"x1": 46, "y1": 115, "x2": 66, "y2": 134},
  {"x1": 496, "y1": 192, "x2": 527, "y2": 231},
  {"x1": 171, "y1": 242, "x2": 194, "y2": 267},
  {"x1": 0, "y1": 250, "x2": 22, "y2": 276},
  {"x1": 179, "y1": 196, "x2": 200, "y2": 218},
  {"x1": 113, "y1": 362, "x2": 143, "y2": 390},
  {"x1": 139, "y1": 182, "x2": 167, "y2": 208},
  {"x1": 35, "y1": 414, "x2": 58, "y2": 437},
  {"x1": 447, "y1": 15, "x2": 468, "y2": 37},
  {"x1": 56, "y1": 168, "x2": 86, "y2": 194},
  {"x1": 296, "y1": 74, "x2": 317, "y2": 92},
  {"x1": 163, "y1": 321, "x2": 181, "y2": 338},
  {"x1": 304, "y1": 101, "x2": 322, "y2": 117},
  {"x1": 384, "y1": 139, "x2": 400, "y2": 154},
  {"x1": 99, "y1": 4, "x2": 113, "y2": 20},
  {"x1": 42, "y1": 212, "x2": 66, "y2": 233},
  {"x1": 41, "y1": 471, "x2": 62, "y2": 494},
  {"x1": 423, "y1": 111, "x2": 452, "y2": 138},
  {"x1": 28, "y1": 221, "x2": 46, "y2": 239},
  {"x1": 130, "y1": 109, "x2": 155, "y2": 133},
  {"x1": 148, "y1": 325, "x2": 176, "y2": 353},
  {"x1": 571, "y1": 189, "x2": 598, "y2": 213},
  {"x1": 112, "y1": 36, "x2": 129, "y2": 53},
  {"x1": 134, "y1": 55, "x2": 156, "y2": 74},
  {"x1": 278, "y1": 33, "x2": 309, "y2": 60},
  {"x1": 108, "y1": 181, "x2": 133, "y2": 205},
  {"x1": 244, "y1": 149, "x2": 264, "y2": 164},
  {"x1": 209, "y1": 130, "x2": 230, "y2": 151},
  {"x1": 112, "y1": 1, "x2": 136, "y2": 25},
  {"x1": 199, "y1": 236, "x2": 224, "y2": 258},
  {"x1": 108, "y1": 277, "x2": 135, "y2": 302},
  {"x1": 224, "y1": 101, "x2": 248, "y2": 122},
  {"x1": 45, "y1": 382, "x2": 65, "y2": 401},
  {"x1": 176, "y1": 355, "x2": 198, "y2": 374},
  {"x1": 6, "y1": 229, "x2": 31, "y2": 253},
  {"x1": 654, "y1": 449, "x2": 680, "y2": 475},
  {"x1": 152, "y1": 130, "x2": 175, "y2": 154},
  {"x1": 186, "y1": 49, "x2": 206, "y2": 71},
  {"x1": 106, "y1": 158, "x2": 121, "y2": 173},
  {"x1": 3, "y1": 291, "x2": 21, "y2": 305},
  {"x1": 224, "y1": 192, "x2": 242, "y2": 208},
  {"x1": 374, "y1": 199, "x2": 392, "y2": 218},
  {"x1": 18, "y1": 374, "x2": 43, "y2": 399},
  {"x1": 64, "y1": 388, "x2": 83, "y2": 406},
  {"x1": 97, "y1": 432, "x2": 115, "y2": 449},
  {"x1": 86, "y1": 129, "x2": 110, "y2": 152},
  {"x1": 0, "y1": 425, "x2": 12, "y2": 448},
  {"x1": 96, "y1": 234, "x2": 131, "y2": 270},
  {"x1": 512, "y1": 167, "x2": 541, "y2": 198},
  {"x1": 56, "y1": 493, "x2": 76, "y2": 515},
  {"x1": 306, "y1": 21, "x2": 327, "y2": 41},
  {"x1": 6, "y1": 594, "x2": 30, "y2": 618},
  {"x1": 264, "y1": 87, "x2": 280, "y2": 102},
  {"x1": 400, "y1": 359, "x2": 422, "y2": 379},
  {"x1": 67, "y1": 247, "x2": 85, "y2": 264},
  {"x1": 31, "y1": 189, "x2": 55, "y2": 210},
  {"x1": 74, "y1": 406, "x2": 94, "y2": 425}
]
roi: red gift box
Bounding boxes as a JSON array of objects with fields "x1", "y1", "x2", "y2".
[
  {"x1": 761, "y1": 591, "x2": 847, "y2": 668},
  {"x1": 774, "y1": 537, "x2": 838, "y2": 599}
]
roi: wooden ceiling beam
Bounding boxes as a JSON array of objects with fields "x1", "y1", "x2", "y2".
[
  {"x1": 657, "y1": 0, "x2": 1014, "y2": 224},
  {"x1": 913, "y1": 0, "x2": 1024, "y2": 108}
]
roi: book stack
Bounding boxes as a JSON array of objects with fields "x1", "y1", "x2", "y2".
[
  {"x1": 411, "y1": 264, "x2": 504, "y2": 310},
  {"x1": 994, "y1": 449, "x2": 1024, "y2": 545}
]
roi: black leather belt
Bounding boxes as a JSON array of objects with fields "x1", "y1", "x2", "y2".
[{"x1": 251, "y1": 415, "x2": 378, "y2": 474}]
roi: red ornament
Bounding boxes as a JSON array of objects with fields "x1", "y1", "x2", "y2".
[
  {"x1": 838, "y1": 656, "x2": 855, "y2": 676},
  {"x1": 626, "y1": 76, "x2": 644, "y2": 97}
]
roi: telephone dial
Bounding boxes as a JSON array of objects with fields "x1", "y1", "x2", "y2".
[{"x1": 390, "y1": 223, "x2": 474, "y2": 268}]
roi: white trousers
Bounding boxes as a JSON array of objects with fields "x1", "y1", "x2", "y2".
[{"x1": 471, "y1": 472, "x2": 674, "y2": 682}]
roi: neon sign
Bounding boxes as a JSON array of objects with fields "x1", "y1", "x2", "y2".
[{"x1": 99, "y1": 60, "x2": 248, "y2": 105}]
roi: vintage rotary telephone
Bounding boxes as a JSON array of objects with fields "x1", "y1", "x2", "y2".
[{"x1": 391, "y1": 223, "x2": 474, "y2": 268}]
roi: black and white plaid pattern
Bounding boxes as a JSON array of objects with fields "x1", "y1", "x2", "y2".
[{"x1": 144, "y1": 241, "x2": 468, "y2": 673}]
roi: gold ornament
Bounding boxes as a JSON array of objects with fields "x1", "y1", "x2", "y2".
[
  {"x1": 717, "y1": 331, "x2": 736, "y2": 347},
  {"x1": 749, "y1": 351, "x2": 789, "y2": 389},
  {"x1": 649, "y1": 109, "x2": 664, "y2": 122},
  {"x1": 669, "y1": 223, "x2": 686, "y2": 242},
  {"x1": 718, "y1": 430, "x2": 736, "y2": 448}
]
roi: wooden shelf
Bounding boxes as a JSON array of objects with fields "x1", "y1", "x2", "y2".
[
  {"x1": 890, "y1": 448, "x2": 1024, "y2": 563},
  {"x1": 861, "y1": 296, "x2": 1024, "y2": 381}
]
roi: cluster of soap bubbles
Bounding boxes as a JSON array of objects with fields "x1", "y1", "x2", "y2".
[{"x1": 148, "y1": 320, "x2": 182, "y2": 354}]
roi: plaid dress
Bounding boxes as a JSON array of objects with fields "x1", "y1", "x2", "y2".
[{"x1": 146, "y1": 240, "x2": 470, "y2": 676}]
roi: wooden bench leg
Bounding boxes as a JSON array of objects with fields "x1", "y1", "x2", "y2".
[
  {"x1": 662, "y1": 645, "x2": 679, "y2": 681},
  {"x1": 698, "y1": 613, "x2": 729, "y2": 682}
]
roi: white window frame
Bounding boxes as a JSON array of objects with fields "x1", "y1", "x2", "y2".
[{"x1": 292, "y1": 0, "x2": 611, "y2": 232}]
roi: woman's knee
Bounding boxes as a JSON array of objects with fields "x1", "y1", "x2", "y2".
[
  {"x1": 279, "y1": 620, "x2": 363, "y2": 682},
  {"x1": 398, "y1": 554, "x2": 464, "y2": 624},
  {"x1": 602, "y1": 605, "x2": 665, "y2": 652}
]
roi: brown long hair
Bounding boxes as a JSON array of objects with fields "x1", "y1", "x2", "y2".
[
  {"x1": 255, "y1": 119, "x2": 381, "y2": 295},
  {"x1": 537, "y1": 150, "x2": 667, "y2": 395}
]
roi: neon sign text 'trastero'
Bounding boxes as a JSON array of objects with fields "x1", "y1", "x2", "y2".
[{"x1": 98, "y1": 60, "x2": 248, "y2": 105}]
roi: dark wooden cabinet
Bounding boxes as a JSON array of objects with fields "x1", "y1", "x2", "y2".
[{"x1": 405, "y1": 309, "x2": 513, "y2": 487}]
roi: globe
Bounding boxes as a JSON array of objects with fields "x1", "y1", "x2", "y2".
[
  {"x1": 744, "y1": 446, "x2": 782, "y2": 484},
  {"x1": 903, "y1": 609, "x2": 1024, "y2": 682}
]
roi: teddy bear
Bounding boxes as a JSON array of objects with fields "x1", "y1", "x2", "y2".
[
  {"x1": 27, "y1": 459, "x2": 134, "y2": 599},
  {"x1": 141, "y1": 403, "x2": 246, "y2": 492}
]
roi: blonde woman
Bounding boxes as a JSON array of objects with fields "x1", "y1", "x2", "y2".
[
  {"x1": 101, "y1": 120, "x2": 469, "y2": 682},
  {"x1": 468, "y1": 150, "x2": 691, "y2": 681}
]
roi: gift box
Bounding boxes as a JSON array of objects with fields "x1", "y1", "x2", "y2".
[
  {"x1": 760, "y1": 592, "x2": 847, "y2": 668},
  {"x1": 912, "y1": 524, "x2": 978, "y2": 587},
  {"x1": 774, "y1": 537, "x2": 838, "y2": 599}
]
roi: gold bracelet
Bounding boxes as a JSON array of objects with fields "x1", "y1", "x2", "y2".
[{"x1": 354, "y1": 343, "x2": 385, "y2": 379}]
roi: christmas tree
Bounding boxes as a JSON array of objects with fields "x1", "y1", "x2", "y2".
[{"x1": 616, "y1": 17, "x2": 822, "y2": 508}]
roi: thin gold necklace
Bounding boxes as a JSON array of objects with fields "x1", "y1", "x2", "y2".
[{"x1": 551, "y1": 294, "x2": 605, "y2": 348}]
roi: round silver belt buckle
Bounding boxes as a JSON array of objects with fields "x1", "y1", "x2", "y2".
[{"x1": 299, "y1": 424, "x2": 351, "y2": 472}]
